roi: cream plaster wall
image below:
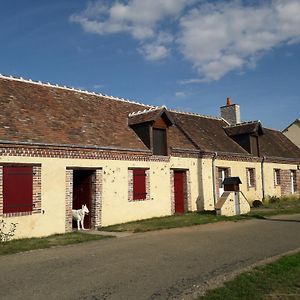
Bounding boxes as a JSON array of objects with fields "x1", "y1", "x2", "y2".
[
  {"x1": 263, "y1": 162, "x2": 298, "y2": 197},
  {"x1": 0, "y1": 155, "x2": 200, "y2": 238},
  {"x1": 216, "y1": 160, "x2": 263, "y2": 203},
  {"x1": 1, "y1": 154, "x2": 297, "y2": 239},
  {"x1": 199, "y1": 158, "x2": 215, "y2": 211}
]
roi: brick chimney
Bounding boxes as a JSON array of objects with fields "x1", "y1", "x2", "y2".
[{"x1": 220, "y1": 97, "x2": 241, "y2": 125}]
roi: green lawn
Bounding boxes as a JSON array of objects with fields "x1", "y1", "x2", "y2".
[
  {"x1": 250, "y1": 195, "x2": 300, "y2": 217},
  {"x1": 100, "y1": 212, "x2": 249, "y2": 232},
  {"x1": 100, "y1": 195, "x2": 300, "y2": 233},
  {"x1": 0, "y1": 232, "x2": 112, "y2": 256},
  {"x1": 199, "y1": 252, "x2": 300, "y2": 299}
]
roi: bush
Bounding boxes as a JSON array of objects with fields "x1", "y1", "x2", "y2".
[{"x1": 0, "y1": 220, "x2": 17, "y2": 242}]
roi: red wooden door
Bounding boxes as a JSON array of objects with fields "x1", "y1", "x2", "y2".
[
  {"x1": 174, "y1": 171, "x2": 186, "y2": 213},
  {"x1": 73, "y1": 170, "x2": 93, "y2": 229}
]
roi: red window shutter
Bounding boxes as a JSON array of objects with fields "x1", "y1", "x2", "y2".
[
  {"x1": 133, "y1": 169, "x2": 147, "y2": 200},
  {"x1": 3, "y1": 166, "x2": 33, "y2": 213}
]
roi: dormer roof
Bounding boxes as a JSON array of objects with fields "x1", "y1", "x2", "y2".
[
  {"x1": 128, "y1": 106, "x2": 174, "y2": 126},
  {"x1": 224, "y1": 121, "x2": 264, "y2": 137}
]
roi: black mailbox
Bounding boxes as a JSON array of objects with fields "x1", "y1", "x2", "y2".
[{"x1": 222, "y1": 177, "x2": 242, "y2": 192}]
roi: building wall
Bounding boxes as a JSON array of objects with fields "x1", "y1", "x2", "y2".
[
  {"x1": 199, "y1": 158, "x2": 263, "y2": 210},
  {"x1": 0, "y1": 154, "x2": 200, "y2": 239},
  {"x1": 215, "y1": 159, "x2": 262, "y2": 204},
  {"x1": 199, "y1": 157, "x2": 299, "y2": 208},
  {"x1": 283, "y1": 123, "x2": 300, "y2": 148},
  {"x1": 0, "y1": 153, "x2": 298, "y2": 239}
]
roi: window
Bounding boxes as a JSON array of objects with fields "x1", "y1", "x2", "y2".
[
  {"x1": 133, "y1": 169, "x2": 146, "y2": 200},
  {"x1": 246, "y1": 168, "x2": 256, "y2": 188},
  {"x1": 3, "y1": 166, "x2": 33, "y2": 213},
  {"x1": 274, "y1": 169, "x2": 281, "y2": 186},
  {"x1": 128, "y1": 168, "x2": 150, "y2": 201},
  {"x1": 153, "y1": 128, "x2": 167, "y2": 155},
  {"x1": 291, "y1": 170, "x2": 297, "y2": 194},
  {"x1": 217, "y1": 167, "x2": 230, "y2": 197}
]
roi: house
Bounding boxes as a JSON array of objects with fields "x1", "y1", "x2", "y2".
[
  {"x1": 283, "y1": 119, "x2": 300, "y2": 148},
  {"x1": 0, "y1": 75, "x2": 299, "y2": 239}
]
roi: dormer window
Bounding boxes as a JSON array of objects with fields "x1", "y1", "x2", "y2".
[
  {"x1": 153, "y1": 128, "x2": 167, "y2": 155},
  {"x1": 128, "y1": 106, "x2": 174, "y2": 156},
  {"x1": 224, "y1": 121, "x2": 263, "y2": 156}
]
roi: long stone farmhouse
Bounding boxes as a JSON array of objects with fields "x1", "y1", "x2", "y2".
[{"x1": 0, "y1": 74, "x2": 299, "y2": 239}]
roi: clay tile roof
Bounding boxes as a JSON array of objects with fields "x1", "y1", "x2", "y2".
[
  {"x1": 0, "y1": 76, "x2": 152, "y2": 151},
  {"x1": 0, "y1": 75, "x2": 299, "y2": 160},
  {"x1": 259, "y1": 128, "x2": 300, "y2": 159},
  {"x1": 128, "y1": 106, "x2": 174, "y2": 126},
  {"x1": 169, "y1": 112, "x2": 248, "y2": 154}
]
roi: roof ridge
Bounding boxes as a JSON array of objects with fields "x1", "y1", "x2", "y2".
[
  {"x1": 128, "y1": 105, "x2": 166, "y2": 117},
  {"x1": 263, "y1": 126, "x2": 281, "y2": 132},
  {"x1": 224, "y1": 120, "x2": 261, "y2": 128},
  {"x1": 0, "y1": 73, "x2": 153, "y2": 108},
  {"x1": 169, "y1": 109, "x2": 222, "y2": 121}
]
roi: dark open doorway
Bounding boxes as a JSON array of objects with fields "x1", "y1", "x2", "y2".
[{"x1": 72, "y1": 170, "x2": 94, "y2": 229}]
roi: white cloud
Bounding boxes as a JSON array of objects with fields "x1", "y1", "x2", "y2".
[
  {"x1": 179, "y1": 78, "x2": 208, "y2": 85},
  {"x1": 71, "y1": 0, "x2": 300, "y2": 81},
  {"x1": 70, "y1": 0, "x2": 195, "y2": 60},
  {"x1": 178, "y1": 0, "x2": 300, "y2": 81},
  {"x1": 175, "y1": 91, "x2": 187, "y2": 98},
  {"x1": 93, "y1": 84, "x2": 104, "y2": 90},
  {"x1": 138, "y1": 43, "x2": 169, "y2": 60}
]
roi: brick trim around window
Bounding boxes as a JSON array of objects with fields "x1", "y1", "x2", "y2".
[
  {"x1": 274, "y1": 169, "x2": 281, "y2": 186},
  {"x1": 246, "y1": 168, "x2": 256, "y2": 190},
  {"x1": 215, "y1": 167, "x2": 231, "y2": 199},
  {"x1": 128, "y1": 168, "x2": 150, "y2": 202},
  {"x1": 170, "y1": 169, "x2": 191, "y2": 214},
  {"x1": 0, "y1": 164, "x2": 41, "y2": 218}
]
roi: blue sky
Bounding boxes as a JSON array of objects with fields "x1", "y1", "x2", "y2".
[{"x1": 0, "y1": 0, "x2": 299, "y2": 130}]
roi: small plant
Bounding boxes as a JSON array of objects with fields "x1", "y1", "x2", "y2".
[
  {"x1": 268, "y1": 195, "x2": 280, "y2": 203},
  {"x1": 0, "y1": 219, "x2": 17, "y2": 242}
]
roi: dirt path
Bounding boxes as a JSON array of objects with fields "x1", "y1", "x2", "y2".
[{"x1": 1, "y1": 214, "x2": 300, "y2": 300}]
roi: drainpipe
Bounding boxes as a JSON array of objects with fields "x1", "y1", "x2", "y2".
[
  {"x1": 261, "y1": 156, "x2": 266, "y2": 200},
  {"x1": 212, "y1": 152, "x2": 218, "y2": 205}
]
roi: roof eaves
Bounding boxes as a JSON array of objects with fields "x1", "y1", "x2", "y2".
[
  {"x1": 282, "y1": 118, "x2": 300, "y2": 133},
  {"x1": 0, "y1": 139, "x2": 152, "y2": 153}
]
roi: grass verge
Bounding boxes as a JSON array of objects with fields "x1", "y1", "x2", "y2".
[
  {"x1": 100, "y1": 196, "x2": 300, "y2": 233},
  {"x1": 0, "y1": 232, "x2": 112, "y2": 256},
  {"x1": 100, "y1": 212, "x2": 250, "y2": 232},
  {"x1": 251, "y1": 195, "x2": 300, "y2": 217},
  {"x1": 199, "y1": 251, "x2": 300, "y2": 299}
]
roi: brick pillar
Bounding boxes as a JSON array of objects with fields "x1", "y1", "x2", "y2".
[
  {"x1": 296, "y1": 170, "x2": 300, "y2": 193},
  {"x1": 32, "y1": 166, "x2": 42, "y2": 214},
  {"x1": 280, "y1": 170, "x2": 291, "y2": 195},
  {"x1": 186, "y1": 170, "x2": 192, "y2": 211},
  {"x1": 0, "y1": 166, "x2": 3, "y2": 216},
  {"x1": 91, "y1": 169, "x2": 102, "y2": 229},
  {"x1": 170, "y1": 169, "x2": 175, "y2": 214},
  {"x1": 65, "y1": 169, "x2": 73, "y2": 232}
]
